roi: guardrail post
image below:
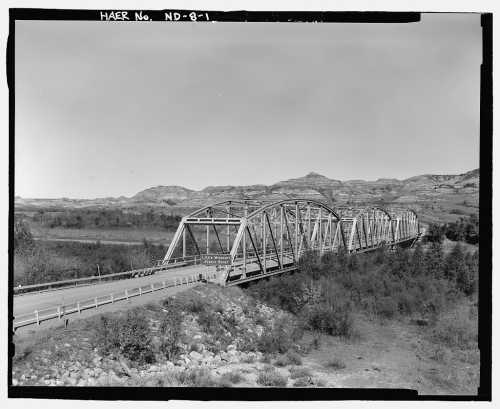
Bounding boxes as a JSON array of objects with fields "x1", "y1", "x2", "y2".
[
  {"x1": 77, "y1": 302, "x2": 81, "y2": 313},
  {"x1": 150, "y1": 283, "x2": 154, "y2": 292},
  {"x1": 162, "y1": 281, "x2": 166, "y2": 289},
  {"x1": 58, "y1": 306, "x2": 62, "y2": 319},
  {"x1": 110, "y1": 294, "x2": 114, "y2": 304},
  {"x1": 95, "y1": 297, "x2": 98, "y2": 308},
  {"x1": 125, "y1": 289, "x2": 129, "y2": 300},
  {"x1": 139, "y1": 287, "x2": 142, "y2": 296},
  {"x1": 35, "y1": 310, "x2": 39, "y2": 325}
]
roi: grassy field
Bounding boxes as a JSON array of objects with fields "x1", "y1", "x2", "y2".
[{"x1": 30, "y1": 224, "x2": 175, "y2": 245}]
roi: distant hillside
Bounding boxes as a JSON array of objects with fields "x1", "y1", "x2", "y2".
[
  {"x1": 15, "y1": 169, "x2": 479, "y2": 223},
  {"x1": 131, "y1": 186, "x2": 194, "y2": 204}
]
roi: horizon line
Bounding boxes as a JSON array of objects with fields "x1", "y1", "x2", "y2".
[{"x1": 15, "y1": 167, "x2": 478, "y2": 201}]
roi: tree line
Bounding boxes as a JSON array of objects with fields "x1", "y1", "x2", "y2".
[
  {"x1": 425, "y1": 213, "x2": 479, "y2": 245},
  {"x1": 28, "y1": 208, "x2": 181, "y2": 230},
  {"x1": 248, "y1": 242, "x2": 478, "y2": 338},
  {"x1": 13, "y1": 218, "x2": 167, "y2": 285}
]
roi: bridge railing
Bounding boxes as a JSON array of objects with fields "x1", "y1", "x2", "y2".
[
  {"x1": 13, "y1": 271, "x2": 219, "y2": 330},
  {"x1": 14, "y1": 257, "x2": 199, "y2": 296}
]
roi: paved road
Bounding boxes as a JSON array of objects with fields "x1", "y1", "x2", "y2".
[{"x1": 13, "y1": 264, "x2": 217, "y2": 318}]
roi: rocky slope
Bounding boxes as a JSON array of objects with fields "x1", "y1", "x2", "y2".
[
  {"x1": 12, "y1": 285, "x2": 322, "y2": 387},
  {"x1": 12, "y1": 284, "x2": 479, "y2": 393}
]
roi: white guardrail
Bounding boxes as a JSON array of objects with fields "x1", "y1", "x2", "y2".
[
  {"x1": 13, "y1": 255, "x2": 205, "y2": 295},
  {"x1": 13, "y1": 271, "x2": 218, "y2": 330}
]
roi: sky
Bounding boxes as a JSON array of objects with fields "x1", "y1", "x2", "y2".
[{"x1": 15, "y1": 13, "x2": 482, "y2": 199}]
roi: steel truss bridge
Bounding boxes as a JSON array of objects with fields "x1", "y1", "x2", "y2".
[
  {"x1": 12, "y1": 198, "x2": 421, "y2": 330},
  {"x1": 163, "y1": 199, "x2": 421, "y2": 286}
]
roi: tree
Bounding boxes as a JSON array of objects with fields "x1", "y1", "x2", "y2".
[
  {"x1": 424, "y1": 223, "x2": 444, "y2": 243},
  {"x1": 457, "y1": 250, "x2": 478, "y2": 295},
  {"x1": 410, "y1": 243, "x2": 425, "y2": 276},
  {"x1": 14, "y1": 218, "x2": 34, "y2": 251},
  {"x1": 422, "y1": 242, "x2": 444, "y2": 278},
  {"x1": 443, "y1": 243, "x2": 467, "y2": 283}
]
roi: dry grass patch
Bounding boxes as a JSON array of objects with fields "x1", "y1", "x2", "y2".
[
  {"x1": 274, "y1": 350, "x2": 303, "y2": 367},
  {"x1": 256, "y1": 366, "x2": 288, "y2": 387},
  {"x1": 289, "y1": 366, "x2": 312, "y2": 379},
  {"x1": 219, "y1": 369, "x2": 245, "y2": 386},
  {"x1": 324, "y1": 357, "x2": 346, "y2": 370}
]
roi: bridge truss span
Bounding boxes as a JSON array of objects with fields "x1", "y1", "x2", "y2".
[{"x1": 162, "y1": 199, "x2": 421, "y2": 286}]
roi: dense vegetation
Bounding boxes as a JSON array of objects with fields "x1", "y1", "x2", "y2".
[
  {"x1": 81, "y1": 243, "x2": 478, "y2": 375},
  {"x1": 28, "y1": 208, "x2": 181, "y2": 230},
  {"x1": 425, "y1": 214, "x2": 479, "y2": 245},
  {"x1": 13, "y1": 218, "x2": 166, "y2": 285},
  {"x1": 247, "y1": 243, "x2": 478, "y2": 338}
]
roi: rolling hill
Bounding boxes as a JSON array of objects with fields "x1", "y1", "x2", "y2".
[{"x1": 15, "y1": 169, "x2": 479, "y2": 223}]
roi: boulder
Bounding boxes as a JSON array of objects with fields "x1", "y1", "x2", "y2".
[
  {"x1": 160, "y1": 362, "x2": 175, "y2": 371},
  {"x1": 189, "y1": 351, "x2": 203, "y2": 361},
  {"x1": 86, "y1": 378, "x2": 97, "y2": 387}
]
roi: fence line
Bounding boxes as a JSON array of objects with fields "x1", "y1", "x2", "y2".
[
  {"x1": 13, "y1": 271, "x2": 218, "y2": 330},
  {"x1": 14, "y1": 255, "x2": 206, "y2": 296}
]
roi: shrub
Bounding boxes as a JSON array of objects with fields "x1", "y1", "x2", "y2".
[
  {"x1": 424, "y1": 223, "x2": 444, "y2": 243},
  {"x1": 292, "y1": 377, "x2": 313, "y2": 387},
  {"x1": 375, "y1": 296, "x2": 398, "y2": 319},
  {"x1": 314, "y1": 378, "x2": 327, "y2": 387},
  {"x1": 289, "y1": 366, "x2": 312, "y2": 379},
  {"x1": 247, "y1": 275, "x2": 304, "y2": 314},
  {"x1": 432, "y1": 308, "x2": 477, "y2": 349},
  {"x1": 158, "y1": 306, "x2": 183, "y2": 361},
  {"x1": 272, "y1": 350, "x2": 303, "y2": 367},
  {"x1": 324, "y1": 357, "x2": 346, "y2": 370},
  {"x1": 310, "y1": 334, "x2": 322, "y2": 350},
  {"x1": 137, "y1": 368, "x2": 220, "y2": 387},
  {"x1": 260, "y1": 353, "x2": 272, "y2": 363},
  {"x1": 257, "y1": 317, "x2": 301, "y2": 354},
  {"x1": 256, "y1": 367, "x2": 288, "y2": 387},
  {"x1": 285, "y1": 350, "x2": 303, "y2": 365},
  {"x1": 187, "y1": 298, "x2": 206, "y2": 313},
  {"x1": 94, "y1": 310, "x2": 155, "y2": 365},
  {"x1": 195, "y1": 308, "x2": 235, "y2": 351},
  {"x1": 303, "y1": 303, "x2": 354, "y2": 338},
  {"x1": 220, "y1": 370, "x2": 245, "y2": 385},
  {"x1": 177, "y1": 368, "x2": 218, "y2": 387},
  {"x1": 241, "y1": 354, "x2": 256, "y2": 363},
  {"x1": 430, "y1": 345, "x2": 452, "y2": 363},
  {"x1": 274, "y1": 355, "x2": 290, "y2": 367},
  {"x1": 14, "y1": 218, "x2": 34, "y2": 251}
]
